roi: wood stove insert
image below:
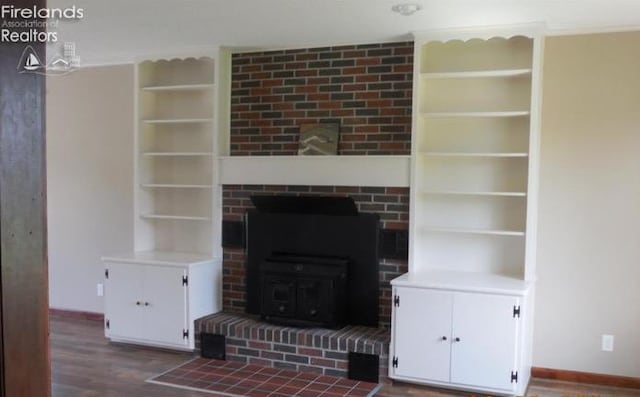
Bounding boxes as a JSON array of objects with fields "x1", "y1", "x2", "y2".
[
  {"x1": 260, "y1": 253, "x2": 348, "y2": 328},
  {"x1": 246, "y1": 195, "x2": 380, "y2": 327}
]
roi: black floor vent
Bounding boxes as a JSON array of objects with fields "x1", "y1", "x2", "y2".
[
  {"x1": 200, "y1": 333, "x2": 226, "y2": 360},
  {"x1": 348, "y1": 352, "x2": 379, "y2": 383}
]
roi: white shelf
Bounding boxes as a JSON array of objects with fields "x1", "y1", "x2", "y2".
[
  {"x1": 141, "y1": 184, "x2": 212, "y2": 189},
  {"x1": 102, "y1": 250, "x2": 217, "y2": 268},
  {"x1": 391, "y1": 271, "x2": 531, "y2": 296},
  {"x1": 422, "y1": 191, "x2": 527, "y2": 197},
  {"x1": 141, "y1": 214, "x2": 211, "y2": 221},
  {"x1": 135, "y1": 56, "x2": 219, "y2": 256},
  {"x1": 421, "y1": 152, "x2": 528, "y2": 158},
  {"x1": 142, "y1": 118, "x2": 213, "y2": 124},
  {"x1": 142, "y1": 83, "x2": 214, "y2": 92},
  {"x1": 141, "y1": 152, "x2": 212, "y2": 157},
  {"x1": 411, "y1": 33, "x2": 538, "y2": 279},
  {"x1": 422, "y1": 227, "x2": 525, "y2": 237},
  {"x1": 422, "y1": 111, "x2": 530, "y2": 118},
  {"x1": 421, "y1": 69, "x2": 532, "y2": 79}
]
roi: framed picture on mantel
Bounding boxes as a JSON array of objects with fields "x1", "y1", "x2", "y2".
[{"x1": 298, "y1": 123, "x2": 340, "y2": 155}]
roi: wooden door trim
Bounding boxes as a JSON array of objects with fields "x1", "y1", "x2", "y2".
[{"x1": 0, "y1": 0, "x2": 50, "y2": 394}]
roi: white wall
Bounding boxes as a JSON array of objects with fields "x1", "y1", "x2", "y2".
[
  {"x1": 47, "y1": 65, "x2": 134, "y2": 313},
  {"x1": 534, "y1": 31, "x2": 640, "y2": 377}
]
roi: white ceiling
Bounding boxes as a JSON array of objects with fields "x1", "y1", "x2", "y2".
[{"x1": 49, "y1": 0, "x2": 640, "y2": 65}]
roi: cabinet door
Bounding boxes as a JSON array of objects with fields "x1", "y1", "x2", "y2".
[
  {"x1": 393, "y1": 287, "x2": 453, "y2": 382},
  {"x1": 450, "y1": 292, "x2": 519, "y2": 391},
  {"x1": 142, "y1": 266, "x2": 188, "y2": 347},
  {"x1": 104, "y1": 263, "x2": 145, "y2": 340}
]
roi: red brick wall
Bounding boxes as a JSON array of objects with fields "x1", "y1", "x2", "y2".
[
  {"x1": 222, "y1": 185, "x2": 409, "y2": 328},
  {"x1": 230, "y1": 42, "x2": 413, "y2": 155}
]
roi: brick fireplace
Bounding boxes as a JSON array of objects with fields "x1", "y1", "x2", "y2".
[
  {"x1": 196, "y1": 41, "x2": 413, "y2": 382},
  {"x1": 224, "y1": 41, "x2": 413, "y2": 327}
]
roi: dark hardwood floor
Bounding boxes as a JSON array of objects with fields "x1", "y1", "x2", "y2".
[
  {"x1": 51, "y1": 314, "x2": 208, "y2": 396},
  {"x1": 51, "y1": 314, "x2": 640, "y2": 396}
]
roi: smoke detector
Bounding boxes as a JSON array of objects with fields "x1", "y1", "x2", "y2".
[{"x1": 391, "y1": 3, "x2": 422, "y2": 16}]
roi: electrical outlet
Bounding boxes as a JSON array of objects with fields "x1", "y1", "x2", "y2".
[
  {"x1": 97, "y1": 283, "x2": 104, "y2": 297},
  {"x1": 601, "y1": 334, "x2": 614, "y2": 352}
]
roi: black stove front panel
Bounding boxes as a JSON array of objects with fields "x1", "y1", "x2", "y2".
[
  {"x1": 247, "y1": 210, "x2": 380, "y2": 327},
  {"x1": 259, "y1": 255, "x2": 348, "y2": 328}
]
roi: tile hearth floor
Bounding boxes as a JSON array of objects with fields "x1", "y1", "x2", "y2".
[{"x1": 147, "y1": 357, "x2": 380, "y2": 397}]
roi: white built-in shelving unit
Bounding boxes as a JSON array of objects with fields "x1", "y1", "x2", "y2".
[
  {"x1": 135, "y1": 56, "x2": 218, "y2": 255},
  {"x1": 409, "y1": 27, "x2": 542, "y2": 280},
  {"x1": 390, "y1": 25, "x2": 544, "y2": 395},
  {"x1": 102, "y1": 50, "x2": 232, "y2": 351}
]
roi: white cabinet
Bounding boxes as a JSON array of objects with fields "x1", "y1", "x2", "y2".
[
  {"x1": 102, "y1": 251, "x2": 221, "y2": 351},
  {"x1": 390, "y1": 274, "x2": 530, "y2": 395}
]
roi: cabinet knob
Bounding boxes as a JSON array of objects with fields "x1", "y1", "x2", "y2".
[
  {"x1": 441, "y1": 336, "x2": 447, "y2": 341},
  {"x1": 136, "y1": 301, "x2": 141, "y2": 306},
  {"x1": 454, "y1": 337, "x2": 461, "y2": 342},
  {"x1": 144, "y1": 302, "x2": 150, "y2": 306}
]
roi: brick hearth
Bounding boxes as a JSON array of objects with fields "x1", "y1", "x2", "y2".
[{"x1": 195, "y1": 313, "x2": 390, "y2": 383}]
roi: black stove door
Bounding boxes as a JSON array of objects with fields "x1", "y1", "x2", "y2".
[
  {"x1": 261, "y1": 275, "x2": 296, "y2": 319},
  {"x1": 296, "y1": 278, "x2": 334, "y2": 324}
]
